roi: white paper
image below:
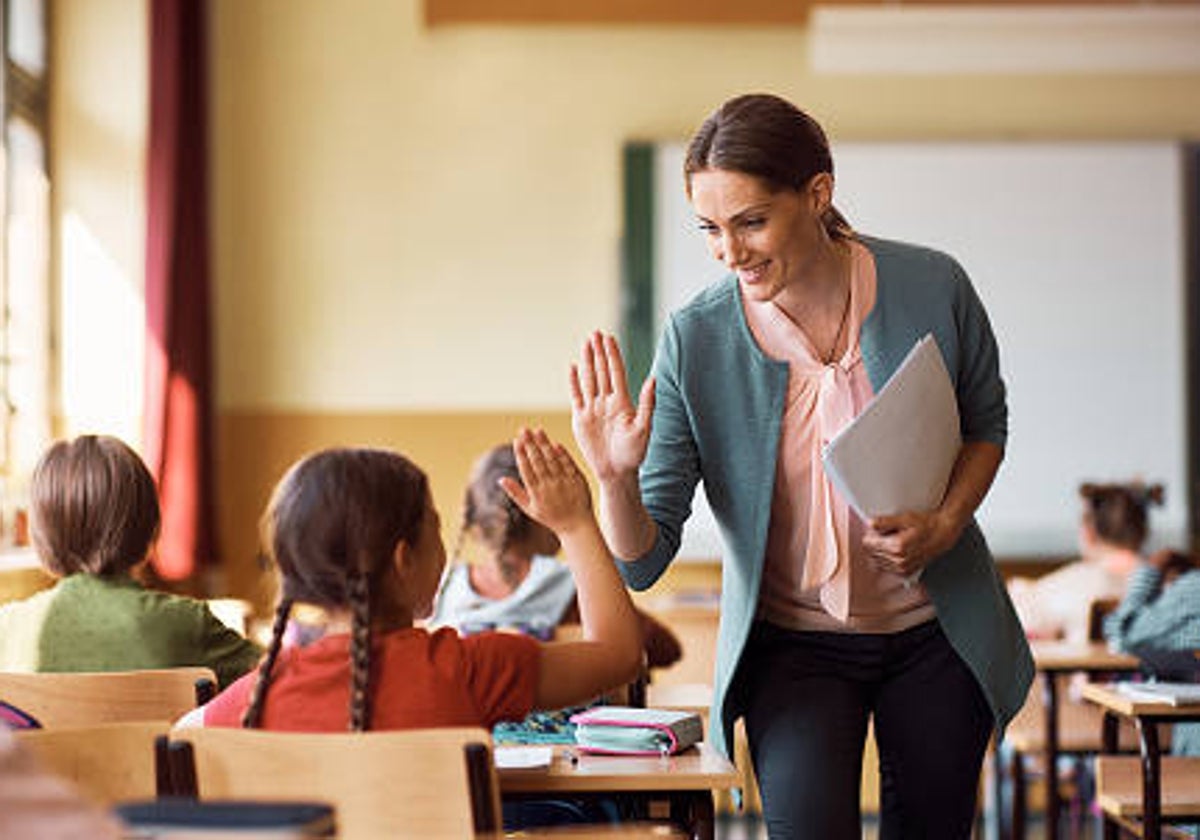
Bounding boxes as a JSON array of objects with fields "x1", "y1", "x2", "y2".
[
  {"x1": 821, "y1": 334, "x2": 961, "y2": 520},
  {"x1": 1116, "y1": 681, "x2": 1200, "y2": 706},
  {"x1": 492, "y1": 745, "x2": 554, "y2": 769}
]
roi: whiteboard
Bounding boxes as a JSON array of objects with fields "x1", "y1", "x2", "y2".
[{"x1": 649, "y1": 141, "x2": 1187, "y2": 559}]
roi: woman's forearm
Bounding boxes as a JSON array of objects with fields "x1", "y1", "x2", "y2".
[
  {"x1": 937, "y1": 440, "x2": 1004, "y2": 541},
  {"x1": 596, "y1": 470, "x2": 658, "y2": 561}
]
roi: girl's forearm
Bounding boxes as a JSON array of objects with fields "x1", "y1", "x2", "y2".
[{"x1": 559, "y1": 519, "x2": 641, "y2": 654}]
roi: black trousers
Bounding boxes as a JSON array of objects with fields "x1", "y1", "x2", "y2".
[{"x1": 733, "y1": 619, "x2": 993, "y2": 840}]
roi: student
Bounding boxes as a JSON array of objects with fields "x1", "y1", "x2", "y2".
[
  {"x1": 431, "y1": 441, "x2": 682, "y2": 669},
  {"x1": 1105, "y1": 548, "x2": 1200, "y2": 757},
  {"x1": 183, "y1": 428, "x2": 642, "y2": 731},
  {"x1": 0, "y1": 435, "x2": 261, "y2": 688},
  {"x1": 1009, "y1": 481, "x2": 1163, "y2": 643},
  {"x1": 568, "y1": 92, "x2": 1031, "y2": 837}
]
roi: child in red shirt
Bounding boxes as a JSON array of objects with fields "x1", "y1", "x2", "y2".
[{"x1": 186, "y1": 428, "x2": 643, "y2": 731}]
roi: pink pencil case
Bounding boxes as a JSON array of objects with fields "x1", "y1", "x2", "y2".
[{"x1": 569, "y1": 706, "x2": 703, "y2": 756}]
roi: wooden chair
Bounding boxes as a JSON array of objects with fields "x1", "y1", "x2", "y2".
[
  {"x1": 165, "y1": 726, "x2": 501, "y2": 838},
  {"x1": 1095, "y1": 755, "x2": 1200, "y2": 839},
  {"x1": 16, "y1": 721, "x2": 168, "y2": 805},
  {"x1": 0, "y1": 667, "x2": 217, "y2": 727},
  {"x1": 1001, "y1": 599, "x2": 1137, "y2": 840}
]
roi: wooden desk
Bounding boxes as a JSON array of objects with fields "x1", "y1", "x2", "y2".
[
  {"x1": 0, "y1": 547, "x2": 50, "y2": 604},
  {"x1": 1019, "y1": 641, "x2": 1141, "y2": 840},
  {"x1": 1081, "y1": 682, "x2": 1200, "y2": 839},
  {"x1": 498, "y1": 744, "x2": 739, "y2": 840}
]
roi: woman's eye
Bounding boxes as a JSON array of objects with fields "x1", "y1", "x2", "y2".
[
  {"x1": 742, "y1": 217, "x2": 766, "y2": 230},
  {"x1": 698, "y1": 223, "x2": 718, "y2": 235}
]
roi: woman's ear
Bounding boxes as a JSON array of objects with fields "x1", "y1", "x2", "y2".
[{"x1": 808, "y1": 172, "x2": 834, "y2": 214}]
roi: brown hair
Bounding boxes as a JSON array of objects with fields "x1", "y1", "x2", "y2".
[
  {"x1": 29, "y1": 435, "x2": 160, "y2": 577},
  {"x1": 684, "y1": 93, "x2": 853, "y2": 241},
  {"x1": 1079, "y1": 481, "x2": 1165, "y2": 551},
  {"x1": 242, "y1": 447, "x2": 430, "y2": 732},
  {"x1": 455, "y1": 443, "x2": 534, "y2": 585}
]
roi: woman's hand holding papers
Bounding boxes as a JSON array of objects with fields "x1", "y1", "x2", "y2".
[
  {"x1": 862, "y1": 439, "x2": 1005, "y2": 578},
  {"x1": 863, "y1": 509, "x2": 960, "y2": 578}
]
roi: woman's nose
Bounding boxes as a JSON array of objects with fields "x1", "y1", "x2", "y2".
[{"x1": 723, "y1": 232, "x2": 747, "y2": 267}]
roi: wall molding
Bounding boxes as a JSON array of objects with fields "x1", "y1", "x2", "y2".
[{"x1": 809, "y1": 4, "x2": 1200, "y2": 74}]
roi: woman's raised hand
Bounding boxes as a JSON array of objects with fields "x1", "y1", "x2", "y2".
[
  {"x1": 499, "y1": 428, "x2": 593, "y2": 537},
  {"x1": 569, "y1": 332, "x2": 655, "y2": 481}
]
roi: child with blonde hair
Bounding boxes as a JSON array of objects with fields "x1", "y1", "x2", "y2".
[{"x1": 186, "y1": 429, "x2": 642, "y2": 730}]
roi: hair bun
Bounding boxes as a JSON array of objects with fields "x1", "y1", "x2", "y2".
[{"x1": 1143, "y1": 483, "x2": 1166, "y2": 506}]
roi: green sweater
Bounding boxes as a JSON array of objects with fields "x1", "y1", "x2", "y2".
[
  {"x1": 0, "y1": 574, "x2": 262, "y2": 689},
  {"x1": 627, "y1": 235, "x2": 1034, "y2": 758}
]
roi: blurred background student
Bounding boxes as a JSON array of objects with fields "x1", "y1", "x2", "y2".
[
  {"x1": 1105, "y1": 547, "x2": 1200, "y2": 757},
  {"x1": 431, "y1": 442, "x2": 682, "y2": 671},
  {"x1": 1009, "y1": 481, "x2": 1163, "y2": 643}
]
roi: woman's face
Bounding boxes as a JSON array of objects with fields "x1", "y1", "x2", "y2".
[{"x1": 689, "y1": 167, "x2": 829, "y2": 303}]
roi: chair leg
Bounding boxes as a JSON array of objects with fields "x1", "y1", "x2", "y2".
[
  {"x1": 1010, "y1": 750, "x2": 1026, "y2": 840},
  {"x1": 464, "y1": 742, "x2": 499, "y2": 834},
  {"x1": 166, "y1": 740, "x2": 199, "y2": 798}
]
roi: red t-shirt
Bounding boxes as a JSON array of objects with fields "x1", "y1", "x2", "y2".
[{"x1": 203, "y1": 626, "x2": 539, "y2": 731}]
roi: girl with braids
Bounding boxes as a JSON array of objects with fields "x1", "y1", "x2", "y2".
[
  {"x1": 1009, "y1": 481, "x2": 1165, "y2": 644},
  {"x1": 182, "y1": 428, "x2": 643, "y2": 731},
  {"x1": 431, "y1": 442, "x2": 682, "y2": 669}
]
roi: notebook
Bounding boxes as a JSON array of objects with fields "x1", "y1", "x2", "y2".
[
  {"x1": 569, "y1": 706, "x2": 703, "y2": 756},
  {"x1": 114, "y1": 800, "x2": 336, "y2": 838},
  {"x1": 1115, "y1": 681, "x2": 1200, "y2": 706}
]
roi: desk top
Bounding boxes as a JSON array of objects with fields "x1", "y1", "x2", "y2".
[
  {"x1": 1031, "y1": 641, "x2": 1140, "y2": 672},
  {"x1": 497, "y1": 743, "x2": 740, "y2": 794},
  {"x1": 1081, "y1": 682, "x2": 1200, "y2": 719}
]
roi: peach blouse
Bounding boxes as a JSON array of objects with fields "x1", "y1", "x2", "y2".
[{"x1": 742, "y1": 241, "x2": 936, "y2": 633}]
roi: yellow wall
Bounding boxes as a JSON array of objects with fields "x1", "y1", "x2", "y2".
[
  {"x1": 51, "y1": 0, "x2": 147, "y2": 445},
  {"x1": 54, "y1": 0, "x2": 1200, "y2": 606}
]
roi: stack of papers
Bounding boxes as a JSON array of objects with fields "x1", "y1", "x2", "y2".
[
  {"x1": 492, "y1": 745, "x2": 553, "y2": 769},
  {"x1": 1115, "y1": 681, "x2": 1200, "y2": 706},
  {"x1": 821, "y1": 334, "x2": 961, "y2": 520}
]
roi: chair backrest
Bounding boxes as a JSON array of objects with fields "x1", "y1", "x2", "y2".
[
  {"x1": 1088, "y1": 597, "x2": 1121, "y2": 643},
  {"x1": 16, "y1": 721, "x2": 167, "y2": 805},
  {"x1": 0, "y1": 668, "x2": 217, "y2": 727},
  {"x1": 170, "y1": 726, "x2": 500, "y2": 838}
]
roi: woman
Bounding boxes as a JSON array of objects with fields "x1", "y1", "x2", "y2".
[{"x1": 570, "y1": 93, "x2": 1032, "y2": 838}]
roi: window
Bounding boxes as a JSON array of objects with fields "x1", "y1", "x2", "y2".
[{"x1": 0, "y1": 0, "x2": 50, "y2": 528}]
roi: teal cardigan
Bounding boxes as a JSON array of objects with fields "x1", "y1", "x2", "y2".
[{"x1": 624, "y1": 235, "x2": 1034, "y2": 758}]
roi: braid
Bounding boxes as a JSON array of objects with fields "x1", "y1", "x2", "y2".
[
  {"x1": 241, "y1": 597, "x2": 293, "y2": 729},
  {"x1": 347, "y1": 571, "x2": 373, "y2": 732}
]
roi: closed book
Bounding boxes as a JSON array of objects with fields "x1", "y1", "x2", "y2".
[
  {"x1": 569, "y1": 706, "x2": 703, "y2": 756},
  {"x1": 1115, "y1": 681, "x2": 1200, "y2": 706},
  {"x1": 115, "y1": 799, "x2": 336, "y2": 837}
]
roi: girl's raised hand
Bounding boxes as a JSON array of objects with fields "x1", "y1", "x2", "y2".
[
  {"x1": 499, "y1": 428, "x2": 593, "y2": 536},
  {"x1": 569, "y1": 332, "x2": 655, "y2": 482}
]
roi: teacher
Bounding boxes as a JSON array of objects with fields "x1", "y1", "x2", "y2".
[{"x1": 570, "y1": 92, "x2": 1032, "y2": 838}]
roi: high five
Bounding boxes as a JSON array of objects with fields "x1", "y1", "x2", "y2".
[{"x1": 569, "y1": 93, "x2": 1032, "y2": 839}]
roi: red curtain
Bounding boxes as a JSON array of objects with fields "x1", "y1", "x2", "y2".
[{"x1": 143, "y1": 0, "x2": 215, "y2": 582}]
